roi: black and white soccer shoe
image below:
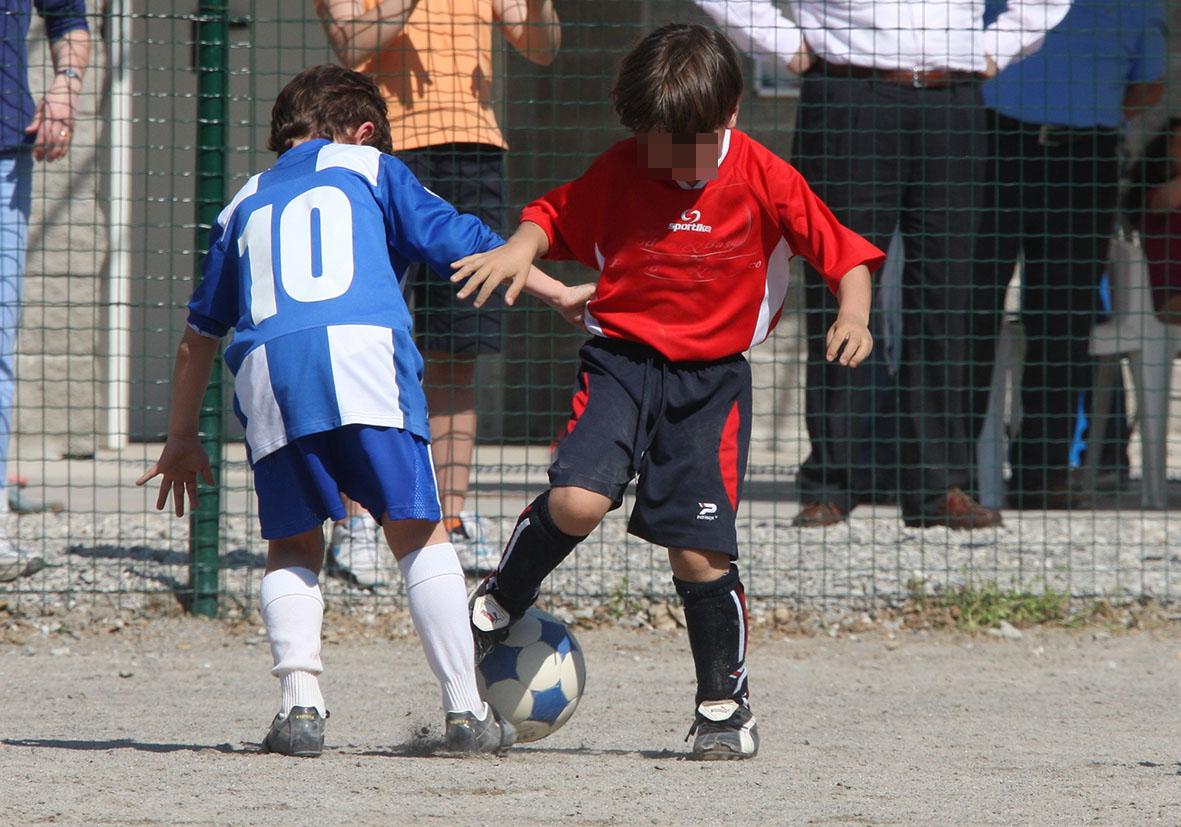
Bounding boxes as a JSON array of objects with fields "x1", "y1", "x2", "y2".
[
  {"x1": 686, "y1": 699, "x2": 759, "y2": 760},
  {"x1": 468, "y1": 576, "x2": 515, "y2": 664},
  {"x1": 444, "y1": 702, "x2": 517, "y2": 754},
  {"x1": 262, "y1": 706, "x2": 327, "y2": 757}
]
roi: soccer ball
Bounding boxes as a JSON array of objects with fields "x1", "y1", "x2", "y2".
[{"x1": 476, "y1": 608, "x2": 586, "y2": 743}]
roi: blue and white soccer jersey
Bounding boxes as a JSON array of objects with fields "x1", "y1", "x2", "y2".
[{"x1": 186, "y1": 139, "x2": 502, "y2": 536}]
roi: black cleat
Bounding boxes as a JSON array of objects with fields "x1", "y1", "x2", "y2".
[
  {"x1": 686, "y1": 700, "x2": 759, "y2": 760},
  {"x1": 262, "y1": 706, "x2": 327, "y2": 757}
]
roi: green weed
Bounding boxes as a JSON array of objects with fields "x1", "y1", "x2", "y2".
[{"x1": 907, "y1": 580, "x2": 1070, "y2": 630}]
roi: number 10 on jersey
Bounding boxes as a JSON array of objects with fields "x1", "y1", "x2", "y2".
[{"x1": 237, "y1": 185, "x2": 356, "y2": 324}]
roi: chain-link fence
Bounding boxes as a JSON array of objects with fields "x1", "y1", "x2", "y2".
[{"x1": 2, "y1": 0, "x2": 1179, "y2": 619}]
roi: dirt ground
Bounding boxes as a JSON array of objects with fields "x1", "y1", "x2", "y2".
[{"x1": 2, "y1": 619, "x2": 1180, "y2": 826}]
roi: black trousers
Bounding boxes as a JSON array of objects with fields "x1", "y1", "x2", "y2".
[
  {"x1": 794, "y1": 72, "x2": 986, "y2": 517},
  {"x1": 968, "y1": 112, "x2": 1120, "y2": 497}
]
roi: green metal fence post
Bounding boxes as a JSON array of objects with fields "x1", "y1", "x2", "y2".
[{"x1": 189, "y1": 0, "x2": 229, "y2": 617}]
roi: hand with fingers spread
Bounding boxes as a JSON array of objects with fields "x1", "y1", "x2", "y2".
[
  {"x1": 136, "y1": 328, "x2": 219, "y2": 516},
  {"x1": 451, "y1": 220, "x2": 550, "y2": 307},
  {"x1": 451, "y1": 238, "x2": 534, "y2": 307},
  {"x1": 136, "y1": 436, "x2": 214, "y2": 517}
]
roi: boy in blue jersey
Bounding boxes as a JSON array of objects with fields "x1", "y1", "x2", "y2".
[{"x1": 137, "y1": 65, "x2": 590, "y2": 757}]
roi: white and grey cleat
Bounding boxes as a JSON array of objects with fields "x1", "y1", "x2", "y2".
[
  {"x1": 444, "y1": 702, "x2": 517, "y2": 754},
  {"x1": 262, "y1": 706, "x2": 328, "y2": 757},
  {"x1": 687, "y1": 699, "x2": 759, "y2": 760}
]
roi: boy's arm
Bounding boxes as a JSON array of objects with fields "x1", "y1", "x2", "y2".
[
  {"x1": 451, "y1": 220, "x2": 550, "y2": 307},
  {"x1": 493, "y1": 0, "x2": 561, "y2": 66},
  {"x1": 826, "y1": 265, "x2": 873, "y2": 368},
  {"x1": 767, "y1": 157, "x2": 880, "y2": 369},
  {"x1": 315, "y1": 0, "x2": 422, "y2": 67},
  {"x1": 135, "y1": 328, "x2": 219, "y2": 516},
  {"x1": 520, "y1": 265, "x2": 595, "y2": 329}
]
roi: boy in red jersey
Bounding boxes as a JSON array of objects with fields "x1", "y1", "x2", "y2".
[{"x1": 452, "y1": 23, "x2": 884, "y2": 759}]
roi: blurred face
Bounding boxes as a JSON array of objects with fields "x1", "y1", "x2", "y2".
[{"x1": 638, "y1": 130, "x2": 723, "y2": 182}]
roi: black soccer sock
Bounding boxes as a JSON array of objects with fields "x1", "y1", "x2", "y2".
[
  {"x1": 491, "y1": 490, "x2": 587, "y2": 618},
  {"x1": 674, "y1": 565, "x2": 750, "y2": 707}
]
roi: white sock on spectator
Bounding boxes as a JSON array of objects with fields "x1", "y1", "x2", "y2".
[
  {"x1": 398, "y1": 543, "x2": 484, "y2": 715},
  {"x1": 260, "y1": 567, "x2": 326, "y2": 718}
]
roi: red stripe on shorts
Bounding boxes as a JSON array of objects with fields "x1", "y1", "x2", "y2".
[
  {"x1": 564, "y1": 371, "x2": 590, "y2": 435},
  {"x1": 719, "y1": 400, "x2": 740, "y2": 511}
]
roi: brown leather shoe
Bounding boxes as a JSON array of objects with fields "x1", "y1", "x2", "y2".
[
  {"x1": 792, "y1": 501, "x2": 848, "y2": 528},
  {"x1": 903, "y1": 488, "x2": 1002, "y2": 530}
]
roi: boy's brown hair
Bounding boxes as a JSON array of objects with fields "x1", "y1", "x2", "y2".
[
  {"x1": 611, "y1": 23, "x2": 743, "y2": 135},
  {"x1": 268, "y1": 64, "x2": 393, "y2": 155}
]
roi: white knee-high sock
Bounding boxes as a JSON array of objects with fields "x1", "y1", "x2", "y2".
[
  {"x1": 399, "y1": 543, "x2": 485, "y2": 715},
  {"x1": 259, "y1": 567, "x2": 326, "y2": 718}
]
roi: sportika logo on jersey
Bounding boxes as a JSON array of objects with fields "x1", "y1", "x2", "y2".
[{"x1": 668, "y1": 209, "x2": 712, "y2": 233}]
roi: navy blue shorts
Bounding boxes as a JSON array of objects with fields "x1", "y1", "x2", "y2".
[
  {"x1": 398, "y1": 143, "x2": 506, "y2": 356},
  {"x1": 549, "y1": 338, "x2": 752, "y2": 558},
  {"x1": 252, "y1": 425, "x2": 441, "y2": 540}
]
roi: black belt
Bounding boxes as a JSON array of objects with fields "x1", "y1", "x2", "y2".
[
  {"x1": 815, "y1": 59, "x2": 977, "y2": 89},
  {"x1": 997, "y1": 113, "x2": 1119, "y2": 147}
]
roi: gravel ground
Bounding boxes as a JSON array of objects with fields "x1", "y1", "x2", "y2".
[
  {"x1": 2, "y1": 619, "x2": 1180, "y2": 825},
  {"x1": 1, "y1": 500, "x2": 1179, "y2": 619},
  {"x1": 1, "y1": 442, "x2": 1178, "y2": 620}
]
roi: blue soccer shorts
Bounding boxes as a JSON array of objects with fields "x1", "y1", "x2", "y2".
[
  {"x1": 549, "y1": 337, "x2": 752, "y2": 558},
  {"x1": 252, "y1": 424, "x2": 441, "y2": 540}
]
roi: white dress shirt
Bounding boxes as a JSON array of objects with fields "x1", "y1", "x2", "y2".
[{"x1": 692, "y1": 0, "x2": 1072, "y2": 74}]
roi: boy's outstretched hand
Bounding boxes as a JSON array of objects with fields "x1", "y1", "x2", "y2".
[
  {"x1": 136, "y1": 436, "x2": 214, "y2": 517},
  {"x1": 451, "y1": 236, "x2": 535, "y2": 308},
  {"x1": 451, "y1": 221, "x2": 550, "y2": 307},
  {"x1": 826, "y1": 312, "x2": 873, "y2": 368}
]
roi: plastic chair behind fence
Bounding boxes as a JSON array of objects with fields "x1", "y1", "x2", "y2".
[{"x1": 1088, "y1": 232, "x2": 1181, "y2": 509}]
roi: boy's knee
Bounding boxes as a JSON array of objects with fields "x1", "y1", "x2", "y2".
[
  {"x1": 266, "y1": 528, "x2": 326, "y2": 574},
  {"x1": 668, "y1": 547, "x2": 732, "y2": 583},
  {"x1": 547, "y1": 486, "x2": 612, "y2": 536},
  {"x1": 672, "y1": 563, "x2": 741, "y2": 607}
]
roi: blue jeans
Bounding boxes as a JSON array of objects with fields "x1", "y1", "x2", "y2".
[{"x1": 0, "y1": 149, "x2": 32, "y2": 501}]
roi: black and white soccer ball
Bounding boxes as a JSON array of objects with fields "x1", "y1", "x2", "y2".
[{"x1": 476, "y1": 607, "x2": 586, "y2": 743}]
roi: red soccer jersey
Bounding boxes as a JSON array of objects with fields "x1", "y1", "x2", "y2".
[{"x1": 520, "y1": 129, "x2": 885, "y2": 362}]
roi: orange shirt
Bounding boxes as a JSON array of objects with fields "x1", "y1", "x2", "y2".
[{"x1": 356, "y1": 0, "x2": 507, "y2": 152}]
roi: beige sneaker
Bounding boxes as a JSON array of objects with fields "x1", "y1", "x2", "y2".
[{"x1": 326, "y1": 514, "x2": 386, "y2": 588}]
